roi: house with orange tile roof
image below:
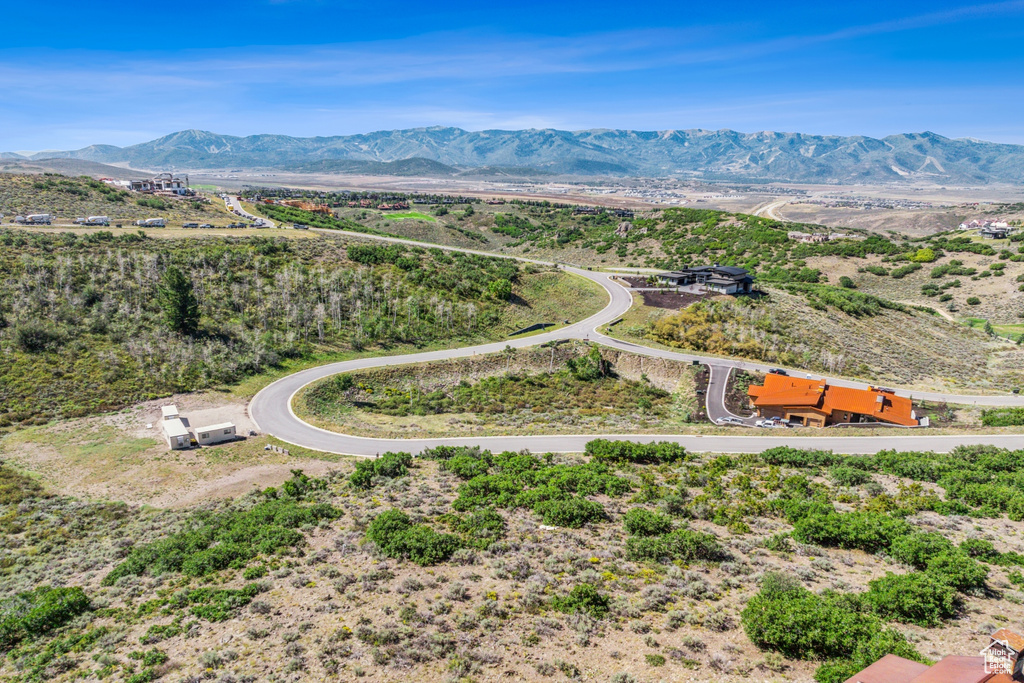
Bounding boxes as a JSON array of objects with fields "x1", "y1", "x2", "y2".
[{"x1": 747, "y1": 373, "x2": 919, "y2": 428}]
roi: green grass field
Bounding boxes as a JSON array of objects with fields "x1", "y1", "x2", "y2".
[
  {"x1": 962, "y1": 317, "x2": 1024, "y2": 341},
  {"x1": 384, "y1": 211, "x2": 437, "y2": 222}
]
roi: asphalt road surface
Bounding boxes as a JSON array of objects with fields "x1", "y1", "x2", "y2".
[
  {"x1": 225, "y1": 195, "x2": 275, "y2": 227},
  {"x1": 249, "y1": 229, "x2": 1024, "y2": 456}
]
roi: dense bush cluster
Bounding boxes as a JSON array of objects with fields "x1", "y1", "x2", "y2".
[
  {"x1": 781, "y1": 284, "x2": 908, "y2": 317},
  {"x1": 366, "y1": 510, "x2": 461, "y2": 566},
  {"x1": 423, "y1": 445, "x2": 630, "y2": 528},
  {"x1": 550, "y1": 584, "x2": 610, "y2": 618},
  {"x1": 622, "y1": 507, "x2": 724, "y2": 563},
  {"x1": 762, "y1": 445, "x2": 1024, "y2": 521},
  {"x1": 0, "y1": 586, "x2": 90, "y2": 651},
  {"x1": 742, "y1": 573, "x2": 925, "y2": 683},
  {"x1": 104, "y1": 472, "x2": 338, "y2": 584},
  {"x1": 349, "y1": 452, "x2": 413, "y2": 488},
  {"x1": 317, "y1": 362, "x2": 670, "y2": 419},
  {"x1": 980, "y1": 407, "x2": 1024, "y2": 427},
  {"x1": 585, "y1": 439, "x2": 687, "y2": 465}
]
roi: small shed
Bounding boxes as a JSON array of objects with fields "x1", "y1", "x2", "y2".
[
  {"x1": 195, "y1": 422, "x2": 236, "y2": 446},
  {"x1": 161, "y1": 405, "x2": 179, "y2": 421},
  {"x1": 162, "y1": 418, "x2": 192, "y2": 450}
]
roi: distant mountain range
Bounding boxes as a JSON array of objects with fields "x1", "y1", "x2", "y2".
[{"x1": 7, "y1": 127, "x2": 1024, "y2": 184}]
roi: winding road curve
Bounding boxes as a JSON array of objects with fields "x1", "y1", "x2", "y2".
[{"x1": 249, "y1": 230, "x2": 1024, "y2": 456}]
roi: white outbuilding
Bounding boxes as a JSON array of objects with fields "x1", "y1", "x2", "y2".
[
  {"x1": 161, "y1": 404, "x2": 180, "y2": 421},
  {"x1": 194, "y1": 422, "x2": 236, "y2": 446},
  {"x1": 162, "y1": 418, "x2": 192, "y2": 450}
]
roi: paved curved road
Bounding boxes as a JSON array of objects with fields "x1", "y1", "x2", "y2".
[
  {"x1": 249, "y1": 230, "x2": 1024, "y2": 456},
  {"x1": 225, "y1": 195, "x2": 275, "y2": 227}
]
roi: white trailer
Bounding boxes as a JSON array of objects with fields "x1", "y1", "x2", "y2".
[
  {"x1": 85, "y1": 216, "x2": 110, "y2": 226},
  {"x1": 24, "y1": 214, "x2": 52, "y2": 225},
  {"x1": 195, "y1": 422, "x2": 236, "y2": 446},
  {"x1": 135, "y1": 218, "x2": 166, "y2": 227},
  {"x1": 162, "y1": 418, "x2": 192, "y2": 450}
]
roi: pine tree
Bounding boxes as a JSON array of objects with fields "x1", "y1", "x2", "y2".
[{"x1": 158, "y1": 266, "x2": 200, "y2": 335}]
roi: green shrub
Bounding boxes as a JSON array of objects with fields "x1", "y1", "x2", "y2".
[
  {"x1": 863, "y1": 572, "x2": 959, "y2": 626},
  {"x1": 566, "y1": 347, "x2": 608, "y2": 381},
  {"x1": 910, "y1": 248, "x2": 937, "y2": 263},
  {"x1": 763, "y1": 533, "x2": 793, "y2": 552},
  {"x1": 760, "y1": 447, "x2": 842, "y2": 468},
  {"x1": 585, "y1": 439, "x2": 687, "y2": 464},
  {"x1": 454, "y1": 509, "x2": 506, "y2": 549},
  {"x1": 980, "y1": 408, "x2": 1024, "y2": 427},
  {"x1": 959, "y1": 538, "x2": 999, "y2": 561},
  {"x1": 173, "y1": 583, "x2": 263, "y2": 622},
  {"x1": 967, "y1": 297, "x2": 981, "y2": 305},
  {"x1": 625, "y1": 528, "x2": 723, "y2": 562},
  {"x1": 838, "y1": 276, "x2": 857, "y2": 289},
  {"x1": 533, "y1": 498, "x2": 606, "y2": 527},
  {"x1": 827, "y1": 466, "x2": 870, "y2": 487},
  {"x1": 887, "y1": 532, "x2": 953, "y2": 569},
  {"x1": 443, "y1": 454, "x2": 491, "y2": 479},
  {"x1": 623, "y1": 508, "x2": 674, "y2": 537},
  {"x1": 791, "y1": 511, "x2": 912, "y2": 552},
  {"x1": 924, "y1": 551, "x2": 988, "y2": 591},
  {"x1": 550, "y1": 584, "x2": 609, "y2": 618},
  {"x1": 350, "y1": 452, "x2": 413, "y2": 488},
  {"x1": 104, "y1": 473, "x2": 338, "y2": 583},
  {"x1": 741, "y1": 572, "x2": 920, "y2": 666},
  {"x1": 0, "y1": 586, "x2": 91, "y2": 651},
  {"x1": 136, "y1": 197, "x2": 169, "y2": 210},
  {"x1": 890, "y1": 263, "x2": 922, "y2": 279},
  {"x1": 366, "y1": 509, "x2": 461, "y2": 566}
]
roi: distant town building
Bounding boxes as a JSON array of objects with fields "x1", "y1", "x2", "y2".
[
  {"x1": 130, "y1": 173, "x2": 190, "y2": 195},
  {"x1": 788, "y1": 230, "x2": 830, "y2": 243}
]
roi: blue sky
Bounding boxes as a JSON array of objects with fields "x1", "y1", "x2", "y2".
[{"x1": 3, "y1": 0, "x2": 1024, "y2": 151}]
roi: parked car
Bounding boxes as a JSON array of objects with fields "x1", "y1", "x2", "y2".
[
  {"x1": 199, "y1": 223, "x2": 213, "y2": 228},
  {"x1": 716, "y1": 416, "x2": 744, "y2": 425},
  {"x1": 768, "y1": 368, "x2": 787, "y2": 375},
  {"x1": 182, "y1": 222, "x2": 199, "y2": 228}
]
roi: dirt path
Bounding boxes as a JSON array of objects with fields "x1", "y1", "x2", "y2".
[{"x1": 900, "y1": 300, "x2": 956, "y2": 322}]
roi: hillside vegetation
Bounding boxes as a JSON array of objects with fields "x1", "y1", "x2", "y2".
[
  {"x1": 2, "y1": 442, "x2": 1023, "y2": 682},
  {"x1": 612, "y1": 288, "x2": 1024, "y2": 391},
  {"x1": 0, "y1": 230, "x2": 603, "y2": 428},
  {"x1": 296, "y1": 344, "x2": 699, "y2": 438}
]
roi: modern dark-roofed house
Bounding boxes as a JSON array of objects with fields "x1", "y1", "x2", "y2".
[{"x1": 655, "y1": 265, "x2": 753, "y2": 294}]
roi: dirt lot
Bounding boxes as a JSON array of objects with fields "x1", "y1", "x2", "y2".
[
  {"x1": 639, "y1": 290, "x2": 706, "y2": 310},
  {"x1": 0, "y1": 391, "x2": 344, "y2": 507}
]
